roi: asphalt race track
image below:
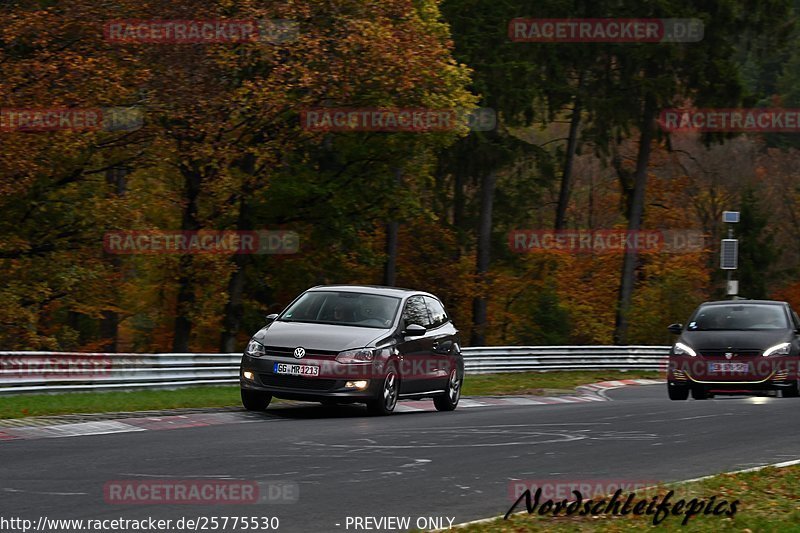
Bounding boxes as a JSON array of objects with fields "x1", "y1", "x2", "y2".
[{"x1": 2, "y1": 384, "x2": 800, "y2": 532}]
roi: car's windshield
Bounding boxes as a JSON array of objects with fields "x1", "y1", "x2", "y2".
[
  {"x1": 687, "y1": 305, "x2": 789, "y2": 331},
  {"x1": 279, "y1": 291, "x2": 400, "y2": 329}
]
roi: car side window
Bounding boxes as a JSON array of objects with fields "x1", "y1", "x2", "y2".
[
  {"x1": 792, "y1": 310, "x2": 800, "y2": 330},
  {"x1": 424, "y1": 296, "x2": 449, "y2": 328},
  {"x1": 403, "y1": 296, "x2": 432, "y2": 328}
]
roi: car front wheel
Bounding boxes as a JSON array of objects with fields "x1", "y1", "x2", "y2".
[
  {"x1": 434, "y1": 368, "x2": 462, "y2": 411},
  {"x1": 241, "y1": 389, "x2": 272, "y2": 411},
  {"x1": 691, "y1": 386, "x2": 711, "y2": 400},
  {"x1": 668, "y1": 383, "x2": 689, "y2": 400},
  {"x1": 367, "y1": 368, "x2": 399, "y2": 416},
  {"x1": 782, "y1": 380, "x2": 800, "y2": 397}
]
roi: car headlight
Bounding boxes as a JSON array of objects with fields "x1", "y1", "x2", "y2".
[
  {"x1": 246, "y1": 339, "x2": 267, "y2": 357},
  {"x1": 763, "y1": 342, "x2": 791, "y2": 357},
  {"x1": 673, "y1": 342, "x2": 696, "y2": 357},
  {"x1": 335, "y1": 348, "x2": 375, "y2": 364}
]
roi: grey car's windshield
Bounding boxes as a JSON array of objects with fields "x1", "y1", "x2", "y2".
[
  {"x1": 279, "y1": 291, "x2": 400, "y2": 329},
  {"x1": 687, "y1": 305, "x2": 789, "y2": 331}
]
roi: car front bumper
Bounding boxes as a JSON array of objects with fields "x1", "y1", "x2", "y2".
[
  {"x1": 240, "y1": 354, "x2": 384, "y2": 401},
  {"x1": 668, "y1": 355, "x2": 797, "y2": 390}
]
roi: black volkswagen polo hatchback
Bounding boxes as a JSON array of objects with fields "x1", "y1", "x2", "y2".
[
  {"x1": 240, "y1": 285, "x2": 463, "y2": 415},
  {"x1": 667, "y1": 300, "x2": 800, "y2": 400}
]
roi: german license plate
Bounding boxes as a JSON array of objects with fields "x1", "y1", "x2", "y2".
[
  {"x1": 708, "y1": 362, "x2": 749, "y2": 373},
  {"x1": 273, "y1": 362, "x2": 319, "y2": 377}
]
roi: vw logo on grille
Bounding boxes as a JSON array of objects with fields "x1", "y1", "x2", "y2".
[
  {"x1": 725, "y1": 352, "x2": 734, "y2": 360},
  {"x1": 293, "y1": 347, "x2": 306, "y2": 359}
]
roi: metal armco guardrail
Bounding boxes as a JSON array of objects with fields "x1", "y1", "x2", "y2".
[
  {"x1": 0, "y1": 353, "x2": 242, "y2": 394},
  {"x1": 462, "y1": 346, "x2": 670, "y2": 374},
  {"x1": 0, "y1": 346, "x2": 670, "y2": 394}
]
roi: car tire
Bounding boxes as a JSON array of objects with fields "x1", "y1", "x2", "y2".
[
  {"x1": 434, "y1": 368, "x2": 462, "y2": 412},
  {"x1": 690, "y1": 386, "x2": 710, "y2": 400},
  {"x1": 367, "y1": 366, "x2": 399, "y2": 416},
  {"x1": 782, "y1": 380, "x2": 800, "y2": 398},
  {"x1": 668, "y1": 383, "x2": 689, "y2": 400},
  {"x1": 241, "y1": 389, "x2": 272, "y2": 411}
]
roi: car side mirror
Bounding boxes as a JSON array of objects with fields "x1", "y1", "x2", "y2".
[
  {"x1": 265, "y1": 313, "x2": 279, "y2": 323},
  {"x1": 667, "y1": 323, "x2": 683, "y2": 334},
  {"x1": 403, "y1": 324, "x2": 426, "y2": 337}
]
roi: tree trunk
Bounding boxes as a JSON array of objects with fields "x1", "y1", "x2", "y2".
[
  {"x1": 173, "y1": 256, "x2": 194, "y2": 352},
  {"x1": 383, "y1": 221, "x2": 399, "y2": 286},
  {"x1": 554, "y1": 78, "x2": 583, "y2": 230},
  {"x1": 172, "y1": 167, "x2": 202, "y2": 353},
  {"x1": 101, "y1": 166, "x2": 127, "y2": 352},
  {"x1": 470, "y1": 171, "x2": 497, "y2": 346},
  {"x1": 219, "y1": 197, "x2": 251, "y2": 353},
  {"x1": 613, "y1": 94, "x2": 657, "y2": 345},
  {"x1": 453, "y1": 168, "x2": 465, "y2": 260},
  {"x1": 382, "y1": 169, "x2": 402, "y2": 286}
]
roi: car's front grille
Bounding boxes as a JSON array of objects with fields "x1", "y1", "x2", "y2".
[
  {"x1": 258, "y1": 374, "x2": 338, "y2": 391},
  {"x1": 699, "y1": 349, "x2": 763, "y2": 357},
  {"x1": 262, "y1": 346, "x2": 339, "y2": 359}
]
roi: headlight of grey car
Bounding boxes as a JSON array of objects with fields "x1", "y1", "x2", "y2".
[{"x1": 246, "y1": 339, "x2": 267, "y2": 357}]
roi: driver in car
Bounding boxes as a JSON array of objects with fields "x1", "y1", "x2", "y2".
[{"x1": 332, "y1": 304, "x2": 350, "y2": 322}]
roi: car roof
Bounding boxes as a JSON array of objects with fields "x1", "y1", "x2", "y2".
[
  {"x1": 307, "y1": 285, "x2": 436, "y2": 298},
  {"x1": 699, "y1": 299, "x2": 789, "y2": 307}
]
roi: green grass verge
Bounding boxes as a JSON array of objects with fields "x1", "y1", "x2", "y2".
[
  {"x1": 0, "y1": 386, "x2": 242, "y2": 419},
  {"x1": 460, "y1": 464, "x2": 800, "y2": 532},
  {"x1": 0, "y1": 370, "x2": 662, "y2": 419}
]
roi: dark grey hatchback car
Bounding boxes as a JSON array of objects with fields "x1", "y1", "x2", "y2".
[
  {"x1": 240, "y1": 285, "x2": 463, "y2": 415},
  {"x1": 667, "y1": 300, "x2": 800, "y2": 400}
]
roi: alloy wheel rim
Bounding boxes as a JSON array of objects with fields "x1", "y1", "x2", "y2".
[
  {"x1": 383, "y1": 372, "x2": 398, "y2": 410},
  {"x1": 448, "y1": 370, "x2": 461, "y2": 403}
]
